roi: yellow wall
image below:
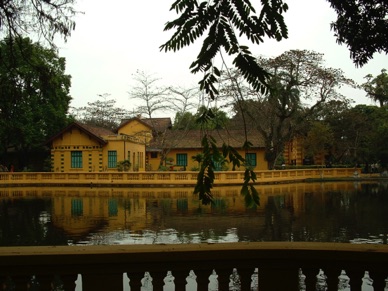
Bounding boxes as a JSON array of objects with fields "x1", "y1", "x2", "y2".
[
  {"x1": 146, "y1": 148, "x2": 267, "y2": 171},
  {"x1": 51, "y1": 127, "x2": 148, "y2": 172},
  {"x1": 118, "y1": 119, "x2": 152, "y2": 145},
  {"x1": 51, "y1": 128, "x2": 104, "y2": 172},
  {"x1": 284, "y1": 137, "x2": 326, "y2": 166}
]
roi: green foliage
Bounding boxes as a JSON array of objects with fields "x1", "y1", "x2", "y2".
[
  {"x1": 161, "y1": 0, "x2": 289, "y2": 99},
  {"x1": 303, "y1": 121, "x2": 334, "y2": 163},
  {"x1": 362, "y1": 69, "x2": 388, "y2": 107},
  {"x1": 194, "y1": 133, "x2": 258, "y2": 206},
  {"x1": 117, "y1": 160, "x2": 131, "y2": 172},
  {"x1": 0, "y1": 37, "x2": 72, "y2": 159},
  {"x1": 329, "y1": 0, "x2": 388, "y2": 67},
  {"x1": 173, "y1": 106, "x2": 230, "y2": 129}
]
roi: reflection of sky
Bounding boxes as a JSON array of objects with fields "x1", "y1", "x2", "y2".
[{"x1": 73, "y1": 228, "x2": 240, "y2": 246}]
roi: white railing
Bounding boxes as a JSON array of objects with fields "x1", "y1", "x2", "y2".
[{"x1": 0, "y1": 242, "x2": 387, "y2": 290}]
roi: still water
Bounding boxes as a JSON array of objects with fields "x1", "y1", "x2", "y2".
[{"x1": 0, "y1": 181, "x2": 387, "y2": 246}]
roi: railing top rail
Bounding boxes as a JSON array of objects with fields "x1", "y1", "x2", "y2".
[{"x1": 0, "y1": 242, "x2": 386, "y2": 265}]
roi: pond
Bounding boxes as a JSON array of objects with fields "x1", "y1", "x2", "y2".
[{"x1": 0, "y1": 181, "x2": 387, "y2": 246}]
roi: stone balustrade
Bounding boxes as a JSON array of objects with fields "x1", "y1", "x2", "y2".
[
  {"x1": 0, "y1": 242, "x2": 387, "y2": 290},
  {"x1": 0, "y1": 168, "x2": 360, "y2": 186}
]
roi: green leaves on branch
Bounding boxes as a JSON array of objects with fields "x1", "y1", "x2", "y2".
[
  {"x1": 161, "y1": 0, "x2": 289, "y2": 99},
  {"x1": 194, "y1": 108, "x2": 259, "y2": 206}
]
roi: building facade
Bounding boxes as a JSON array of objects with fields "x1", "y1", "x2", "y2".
[{"x1": 48, "y1": 118, "x2": 269, "y2": 172}]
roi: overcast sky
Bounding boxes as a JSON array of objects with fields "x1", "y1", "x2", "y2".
[{"x1": 58, "y1": 0, "x2": 387, "y2": 113}]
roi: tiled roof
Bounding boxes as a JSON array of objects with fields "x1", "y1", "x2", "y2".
[
  {"x1": 149, "y1": 129, "x2": 265, "y2": 149},
  {"x1": 117, "y1": 117, "x2": 153, "y2": 132},
  {"x1": 79, "y1": 123, "x2": 115, "y2": 137},
  {"x1": 46, "y1": 122, "x2": 114, "y2": 145},
  {"x1": 142, "y1": 118, "x2": 172, "y2": 133}
]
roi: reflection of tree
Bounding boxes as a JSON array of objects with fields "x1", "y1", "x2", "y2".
[
  {"x1": 0, "y1": 199, "x2": 67, "y2": 246},
  {"x1": 261, "y1": 196, "x2": 294, "y2": 241}
]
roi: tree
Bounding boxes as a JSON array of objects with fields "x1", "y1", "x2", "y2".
[
  {"x1": 303, "y1": 122, "x2": 334, "y2": 166},
  {"x1": 128, "y1": 70, "x2": 170, "y2": 119},
  {"x1": 0, "y1": 37, "x2": 72, "y2": 169},
  {"x1": 0, "y1": 0, "x2": 78, "y2": 47},
  {"x1": 70, "y1": 94, "x2": 131, "y2": 131},
  {"x1": 329, "y1": 0, "x2": 388, "y2": 67},
  {"x1": 162, "y1": 0, "x2": 387, "y2": 205},
  {"x1": 229, "y1": 50, "x2": 353, "y2": 169},
  {"x1": 362, "y1": 69, "x2": 388, "y2": 107}
]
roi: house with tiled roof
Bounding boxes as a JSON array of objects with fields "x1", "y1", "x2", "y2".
[
  {"x1": 146, "y1": 128, "x2": 267, "y2": 171},
  {"x1": 47, "y1": 117, "x2": 268, "y2": 172},
  {"x1": 47, "y1": 120, "x2": 151, "y2": 172}
]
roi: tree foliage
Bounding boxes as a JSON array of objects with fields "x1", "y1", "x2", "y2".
[
  {"x1": 0, "y1": 37, "x2": 71, "y2": 166},
  {"x1": 328, "y1": 0, "x2": 388, "y2": 67},
  {"x1": 362, "y1": 69, "x2": 388, "y2": 107},
  {"x1": 0, "y1": 0, "x2": 78, "y2": 47},
  {"x1": 229, "y1": 50, "x2": 353, "y2": 169},
  {"x1": 173, "y1": 105, "x2": 229, "y2": 130},
  {"x1": 161, "y1": 0, "x2": 289, "y2": 99}
]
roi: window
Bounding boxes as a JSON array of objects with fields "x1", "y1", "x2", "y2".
[
  {"x1": 151, "y1": 152, "x2": 158, "y2": 159},
  {"x1": 71, "y1": 151, "x2": 82, "y2": 168},
  {"x1": 108, "y1": 151, "x2": 117, "y2": 168},
  {"x1": 245, "y1": 153, "x2": 257, "y2": 167},
  {"x1": 71, "y1": 199, "x2": 83, "y2": 216},
  {"x1": 176, "y1": 153, "x2": 188, "y2": 166}
]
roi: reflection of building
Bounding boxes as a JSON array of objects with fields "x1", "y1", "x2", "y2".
[{"x1": 0, "y1": 183, "x2": 359, "y2": 242}]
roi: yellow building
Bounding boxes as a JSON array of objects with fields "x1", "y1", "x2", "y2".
[
  {"x1": 48, "y1": 117, "x2": 268, "y2": 172},
  {"x1": 146, "y1": 129, "x2": 267, "y2": 171},
  {"x1": 283, "y1": 137, "x2": 326, "y2": 166},
  {"x1": 48, "y1": 120, "x2": 151, "y2": 172}
]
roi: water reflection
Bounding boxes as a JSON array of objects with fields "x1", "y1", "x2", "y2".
[{"x1": 0, "y1": 182, "x2": 387, "y2": 246}]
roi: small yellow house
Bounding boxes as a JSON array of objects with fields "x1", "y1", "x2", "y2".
[{"x1": 48, "y1": 119, "x2": 152, "y2": 172}]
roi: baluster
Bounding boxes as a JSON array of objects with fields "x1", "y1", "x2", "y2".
[
  {"x1": 250, "y1": 268, "x2": 259, "y2": 291},
  {"x1": 338, "y1": 270, "x2": 351, "y2": 291},
  {"x1": 315, "y1": 269, "x2": 328, "y2": 291},
  {"x1": 385, "y1": 277, "x2": 388, "y2": 291},
  {"x1": 138, "y1": 271, "x2": 153, "y2": 291},
  {"x1": 185, "y1": 270, "x2": 197, "y2": 291},
  {"x1": 163, "y1": 270, "x2": 175, "y2": 291},
  {"x1": 60, "y1": 274, "x2": 79, "y2": 290},
  {"x1": 299, "y1": 268, "x2": 306, "y2": 291},
  {"x1": 361, "y1": 271, "x2": 374, "y2": 291},
  {"x1": 228, "y1": 268, "x2": 241, "y2": 291},
  {"x1": 208, "y1": 269, "x2": 219, "y2": 291}
]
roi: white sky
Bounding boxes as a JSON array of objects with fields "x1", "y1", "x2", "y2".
[{"x1": 58, "y1": 0, "x2": 387, "y2": 113}]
